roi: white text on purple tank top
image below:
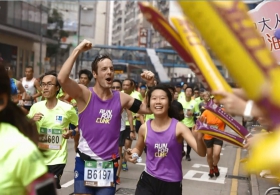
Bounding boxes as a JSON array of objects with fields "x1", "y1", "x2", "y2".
[
  {"x1": 96, "y1": 109, "x2": 113, "y2": 124},
  {"x1": 155, "y1": 143, "x2": 169, "y2": 157}
]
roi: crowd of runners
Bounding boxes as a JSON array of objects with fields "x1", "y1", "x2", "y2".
[{"x1": 1, "y1": 39, "x2": 266, "y2": 195}]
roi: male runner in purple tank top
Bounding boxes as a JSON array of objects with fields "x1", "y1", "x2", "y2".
[{"x1": 58, "y1": 39, "x2": 155, "y2": 195}]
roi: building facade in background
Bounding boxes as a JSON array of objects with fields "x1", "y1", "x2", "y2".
[
  {"x1": 112, "y1": 1, "x2": 126, "y2": 46},
  {"x1": 0, "y1": 0, "x2": 53, "y2": 79}
]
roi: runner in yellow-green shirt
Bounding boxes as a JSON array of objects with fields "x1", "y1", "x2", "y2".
[
  {"x1": 178, "y1": 86, "x2": 200, "y2": 161},
  {"x1": 121, "y1": 79, "x2": 141, "y2": 171},
  {"x1": 28, "y1": 71, "x2": 78, "y2": 189},
  {"x1": 0, "y1": 65, "x2": 56, "y2": 195}
]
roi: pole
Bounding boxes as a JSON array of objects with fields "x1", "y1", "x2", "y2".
[
  {"x1": 55, "y1": 37, "x2": 59, "y2": 72},
  {"x1": 147, "y1": 28, "x2": 151, "y2": 48},
  {"x1": 39, "y1": 3, "x2": 42, "y2": 74},
  {"x1": 75, "y1": 2, "x2": 81, "y2": 78}
]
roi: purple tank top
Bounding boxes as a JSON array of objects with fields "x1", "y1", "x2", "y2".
[
  {"x1": 145, "y1": 118, "x2": 183, "y2": 182},
  {"x1": 78, "y1": 88, "x2": 122, "y2": 160}
]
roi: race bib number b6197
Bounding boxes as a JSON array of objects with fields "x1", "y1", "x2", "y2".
[{"x1": 84, "y1": 160, "x2": 114, "y2": 187}]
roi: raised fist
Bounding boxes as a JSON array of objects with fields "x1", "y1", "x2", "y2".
[
  {"x1": 75, "y1": 39, "x2": 92, "y2": 52},
  {"x1": 141, "y1": 70, "x2": 154, "y2": 86}
]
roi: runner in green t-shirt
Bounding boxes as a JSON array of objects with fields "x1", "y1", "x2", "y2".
[
  {"x1": 0, "y1": 66, "x2": 56, "y2": 194},
  {"x1": 1, "y1": 123, "x2": 48, "y2": 195},
  {"x1": 121, "y1": 79, "x2": 140, "y2": 171},
  {"x1": 28, "y1": 72, "x2": 78, "y2": 189},
  {"x1": 178, "y1": 86, "x2": 200, "y2": 161}
]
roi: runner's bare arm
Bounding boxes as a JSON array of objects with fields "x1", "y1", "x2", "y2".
[
  {"x1": 126, "y1": 109, "x2": 134, "y2": 131},
  {"x1": 121, "y1": 92, "x2": 152, "y2": 114},
  {"x1": 126, "y1": 124, "x2": 146, "y2": 163},
  {"x1": 177, "y1": 122, "x2": 206, "y2": 157},
  {"x1": 212, "y1": 90, "x2": 264, "y2": 117},
  {"x1": 17, "y1": 80, "x2": 25, "y2": 94},
  {"x1": 74, "y1": 133, "x2": 80, "y2": 153},
  {"x1": 232, "y1": 88, "x2": 247, "y2": 100},
  {"x1": 126, "y1": 109, "x2": 136, "y2": 139},
  {"x1": 58, "y1": 40, "x2": 92, "y2": 102},
  {"x1": 33, "y1": 79, "x2": 42, "y2": 99}
]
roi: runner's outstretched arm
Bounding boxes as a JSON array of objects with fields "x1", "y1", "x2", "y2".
[{"x1": 58, "y1": 40, "x2": 92, "y2": 102}]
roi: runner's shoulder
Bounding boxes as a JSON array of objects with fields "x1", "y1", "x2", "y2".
[
  {"x1": 1, "y1": 123, "x2": 39, "y2": 152},
  {"x1": 57, "y1": 99, "x2": 75, "y2": 110},
  {"x1": 31, "y1": 100, "x2": 46, "y2": 109}
]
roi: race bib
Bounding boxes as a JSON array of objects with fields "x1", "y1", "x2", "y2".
[
  {"x1": 38, "y1": 128, "x2": 62, "y2": 150},
  {"x1": 84, "y1": 160, "x2": 114, "y2": 187}
]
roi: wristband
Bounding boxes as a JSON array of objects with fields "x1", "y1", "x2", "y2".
[
  {"x1": 243, "y1": 100, "x2": 254, "y2": 117},
  {"x1": 130, "y1": 130, "x2": 135, "y2": 133},
  {"x1": 72, "y1": 130, "x2": 76, "y2": 136}
]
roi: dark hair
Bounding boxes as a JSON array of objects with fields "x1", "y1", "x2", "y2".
[
  {"x1": 185, "y1": 86, "x2": 193, "y2": 93},
  {"x1": 41, "y1": 71, "x2": 61, "y2": 95},
  {"x1": 167, "y1": 85, "x2": 175, "y2": 93},
  {"x1": 146, "y1": 84, "x2": 181, "y2": 121},
  {"x1": 193, "y1": 87, "x2": 199, "y2": 92},
  {"x1": 79, "y1": 69, "x2": 93, "y2": 81},
  {"x1": 113, "y1": 79, "x2": 122, "y2": 86},
  {"x1": 91, "y1": 54, "x2": 112, "y2": 73},
  {"x1": 0, "y1": 64, "x2": 38, "y2": 144},
  {"x1": 25, "y1": 66, "x2": 33, "y2": 71},
  {"x1": 123, "y1": 78, "x2": 133, "y2": 86}
]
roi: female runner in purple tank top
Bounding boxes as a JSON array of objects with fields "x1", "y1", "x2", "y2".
[{"x1": 126, "y1": 84, "x2": 207, "y2": 195}]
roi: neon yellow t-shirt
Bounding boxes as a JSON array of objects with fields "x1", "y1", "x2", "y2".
[
  {"x1": 195, "y1": 97, "x2": 203, "y2": 105},
  {"x1": 178, "y1": 91, "x2": 185, "y2": 101},
  {"x1": 0, "y1": 123, "x2": 47, "y2": 195},
  {"x1": 179, "y1": 99, "x2": 199, "y2": 127},
  {"x1": 28, "y1": 100, "x2": 78, "y2": 165},
  {"x1": 56, "y1": 88, "x2": 64, "y2": 99},
  {"x1": 145, "y1": 113, "x2": 154, "y2": 121}
]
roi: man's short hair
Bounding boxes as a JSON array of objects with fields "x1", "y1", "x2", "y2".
[
  {"x1": 25, "y1": 66, "x2": 33, "y2": 71},
  {"x1": 79, "y1": 69, "x2": 93, "y2": 81},
  {"x1": 113, "y1": 79, "x2": 122, "y2": 86}
]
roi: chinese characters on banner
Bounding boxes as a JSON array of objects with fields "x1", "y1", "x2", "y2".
[{"x1": 249, "y1": 1, "x2": 280, "y2": 63}]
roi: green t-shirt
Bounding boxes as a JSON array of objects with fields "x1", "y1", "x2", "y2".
[
  {"x1": 179, "y1": 99, "x2": 199, "y2": 128},
  {"x1": 56, "y1": 88, "x2": 64, "y2": 99},
  {"x1": 28, "y1": 100, "x2": 78, "y2": 165},
  {"x1": 178, "y1": 91, "x2": 185, "y2": 102},
  {"x1": 195, "y1": 97, "x2": 203, "y2": 105},
  {"x1": 0, "y1": 123, "x2": 47, "y2": 195},
  {"x1": 145, "y1": 113, "x2": 154, "y2": 121}
]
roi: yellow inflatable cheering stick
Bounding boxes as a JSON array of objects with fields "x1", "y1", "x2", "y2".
[
  {"x1": 138, "y1": 2, "x2": 231, "y2": 94},
  {"x1": 171, "y1": 16, "x2": 232, "y2": 98},
  {"x1": 178, "y1": 0, "x2": 280, "y2": 177}
]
